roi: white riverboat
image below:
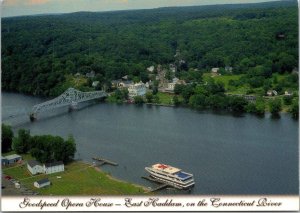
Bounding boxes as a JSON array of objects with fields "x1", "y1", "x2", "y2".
[{"x1": 145, "y1": 163, "x2": 195, "y2": 189}]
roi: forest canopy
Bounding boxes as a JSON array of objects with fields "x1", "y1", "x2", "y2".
[{"x1": 1, "y1": 0, "x2": 298, "y2": 97}]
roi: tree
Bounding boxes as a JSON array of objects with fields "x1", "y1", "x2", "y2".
[
  {"x1": 269, "y1": 98, "x2": 282, "y2": 116},
  {"x1": 172, "y1": 95, "x2": 180, "y2": 106},
  {"x1": 290, "y1": 99, "x2": 299, "y2": 119},
  {"x1": 1, "y1": 124, "x2": 13, "y2": 153},
  {"x1": 134, "y1": 96, "x2": 144, "y2": 104},
  {"x1": 12, "y1": 129, "x2": 31, "y2": 154},
  {"x1": 229, "y1": 96, "x2": 247, "y2": 113},
  {"x1": 146, "y1": 92, "x2": 153, "y2": 103},
  {"x1": 62, "y1": 135, "x2": 77, "y2": 163},
  {"x1": 283, "y1": 96, "x2": 293, "y2": 105}
]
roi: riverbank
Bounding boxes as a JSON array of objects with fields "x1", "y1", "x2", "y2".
[{"x1": 2, "y1": 156, "x2": 148, "y2": 196}]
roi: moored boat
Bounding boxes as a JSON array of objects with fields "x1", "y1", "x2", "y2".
[{"x1": 145, "y1": 163, "x2": 195, "y2": 189}]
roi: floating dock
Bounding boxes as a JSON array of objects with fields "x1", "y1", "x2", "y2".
[{"x1": 92, "y1": 157, "x2": 118, "y2": 166}]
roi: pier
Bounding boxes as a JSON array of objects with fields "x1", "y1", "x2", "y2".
[
  {"x1": 92, "y1": 157, "x2": 118, "y2": 166},
  {"x1": 142, "y1": 176, "x2": 171, "y2": 192}
]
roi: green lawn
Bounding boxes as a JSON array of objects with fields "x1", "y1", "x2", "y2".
[
  {"x1": 157, "y1": 92, "x2": 174, "y2": 105},
  {"x1": 3, "y1": 159, "x2": 147, "y2": 195}
]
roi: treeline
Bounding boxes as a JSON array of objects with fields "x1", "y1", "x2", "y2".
[
  {"x1": 1, "y1": 1, "x2": 298, "y2": 96},
  {"x1": 1, "y1": 124, "x2": 76, "y2": 163},
  {"x1": 173, "y1": 80, "x2": 299, "y2": 118}
]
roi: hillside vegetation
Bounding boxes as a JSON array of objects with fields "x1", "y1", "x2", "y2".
[{"x1": 1, "y1": 0, "x2": 298, "y2": 98}]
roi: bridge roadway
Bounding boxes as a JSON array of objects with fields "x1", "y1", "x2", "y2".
[{"x1": 30, "y1": 88, "x2": 107, "y2": 121}]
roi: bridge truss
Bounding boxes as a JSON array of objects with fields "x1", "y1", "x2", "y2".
[{"x1": 30, "y1": 88, "x2": 107, "y2": 119}]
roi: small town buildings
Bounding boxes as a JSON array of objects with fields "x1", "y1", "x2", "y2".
[
  {"x1": 128, "y1": 82, "x2": 147, "y2": 97},
  {"x1": 27, "y1": 160, "x2": 44, "y2": 175},
  {"x1": 34, "y1": 179, "x2": 51, "y2": 189},
  {"x1": 119, "y1": 80, "x2": 133, "y2": 89},
  {"x1": 169, "y1": 64, "x2": 176, "y2": 73},
  {"x1": 111, "y1": 80, "x2": 122, "y2": 88},
  {"x1": 92, "y1": 81, "x2": 99, "y2": 87},
  {"x1": 267, "y1": 90, "x2": 278, "y2": 96},
  {"x1": 27, "y1": 160, "x2": 64, "y2": 175},
  {"x1": 284, "y1": 91, "x2": 293, "y2": 96},
  {"x1": 122, "y1": 75, "x2": 129, "y2": 80},
  {"x1": 172, "y1": 77, "x2": 179, "y2": 84},
  {"x1": 147, "y1": 66, "x2": 155, "y2": 72},
  {"x1": 166, "y1": 83, "x2": 176, "y2": 92},
  {"x1": 2, "y1": 154, "x2": 22, "y2": 165},
  {"x1": 212, "y1": 68, "x2": 219, "y2": 72},
  {"x1": 86, "y1": 71, "x2": 95, "y2": 78},
  {"x1": 44, "y1": 161, "x2": 65, "y2": 174},
  {"x1": 225, "y1": 66, "x2": 233, "y2": 73}
]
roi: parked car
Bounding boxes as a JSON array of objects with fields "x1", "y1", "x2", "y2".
[{"x1": 4, "y1": 176, "x2": 12, "y2": 180}]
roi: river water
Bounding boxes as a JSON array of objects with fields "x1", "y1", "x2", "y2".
[{"x1": 1, "y1": 92, "x2": 299, "y2": 195}]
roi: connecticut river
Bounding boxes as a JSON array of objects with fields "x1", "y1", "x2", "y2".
[{"x1": 2, "y1": 92, "x2": 299, "y2": 195}]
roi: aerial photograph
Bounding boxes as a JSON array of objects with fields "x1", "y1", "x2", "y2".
[{"x1": 1, "y1": 0, "x2": 298, "y2": 198}]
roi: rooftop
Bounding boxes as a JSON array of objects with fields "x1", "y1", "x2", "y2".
[
  {"x1": 28, "y1": 160, "x2": 42, "y2": 167},
  {"x1": 4, "y1": 154, "x2": 21, "y2": 161},
  {"x1": 45, "y1": 161, "x2": 64, "y2": 168},
  {"x1": 152, "y1": 163, "x2": 181, "y2": 174},
  {"x1": 36, "y1": 178, "x2": 50, "y2": 185}
]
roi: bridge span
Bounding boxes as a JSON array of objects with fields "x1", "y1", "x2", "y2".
[{"x1": 30, "y1": 88, "x2": 107, "y2": 121}]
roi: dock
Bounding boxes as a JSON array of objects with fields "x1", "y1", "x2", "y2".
[
  {"x1": 92, "y1": 157, "x2": 118, "y2": 166},
  {"x1": 142, "y1": 176, "x2": 172, "y2": 192}
]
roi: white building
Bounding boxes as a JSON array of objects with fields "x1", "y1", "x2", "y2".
[
  {"x1": 167, "y1": 83, "x2": 176, "y2": 91},
  {"x1": 27, "y1": 160, "x2": 64, "y2": 175},
  {"x1": 44, "y1": 161, "x2": 65, "y2": 174},
  {"x1": 211, "y1": 68, "x2": 219, "y2": 73},
  {"x1": 92, "y1": 81, "x2": 99, "y2": 87},
  {"x1": 147, "y1": 66, "x2": 155, "y2": 72},
  {"x1": 34, "y1": 179, "x2": 51, "y2": 188},
  {"x1": 27, "y1": 160, "x2": 44, "y2": 175},
  {"x1": 128, "y1": 82, "x2": 147, "y2": 98}
]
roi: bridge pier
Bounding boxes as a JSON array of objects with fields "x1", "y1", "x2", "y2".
[
  {"x1": 68, "y1": 102, "x2": 78, "y2": 112},
  {"x1": 29, "y1": 113, "x2": 36, "y2": 122}
]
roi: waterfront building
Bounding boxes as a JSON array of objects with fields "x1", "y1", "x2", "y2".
[
  {"x1": 44, "y1": 161, "x2": 65, "y2": 174},
  {"x1": 27, "y1": 160, "x2": 64, "y2": 175},
  {"x1": 128, "y1": 82, "x2": 147, "y2": 97}
]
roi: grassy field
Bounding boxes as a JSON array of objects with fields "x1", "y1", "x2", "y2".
[
  {"x1": 157, "y1": 92, "x2": 174, "y2": 105},
  {"x1": 3, "y1": 159, "x2": 147, "y2": 195}
]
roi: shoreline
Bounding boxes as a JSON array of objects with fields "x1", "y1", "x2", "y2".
[{"x1": 77, "y1": 160, "x2": 150, "y2": 193}]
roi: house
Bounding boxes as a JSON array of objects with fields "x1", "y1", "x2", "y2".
[
  {"x1": 111, "y1": 80, "x2": 122, "y2": 88},
  {"x1": 119, "y1": 80, "x2": 133, "y2": 89},
  {"x1": 86, "y1": 71, "x2": 95, "y2": 78},
  {"x1": 122, "y1": 75, "x2": 129, "y2": 80},
  {"x1": 225, "y1": 66, "x2": 233, "y2": 73},
  {"x1": 172, "y1": 78, "x2": 179, "y2": 84},
  {"x1": 128, "y1": 82, "x2": 147, "y2": 97},
  {"x1": 166, "y1": 83, "x2": 176, "y2": 92},
  {"x1": 27, "y1": 160, "x2": 44, "y2": 175},
  {"x1": 147, "y1": 66, "x2": 155, "y2": 72},
  {"x1": 3, "y1": 154, "x2": 22, "y2": 165},
  {"x1": 2, "y1": 157, "x2": 8, "y2": 166},
  {"x1": 284, "y1": 91, "x2": 293, "y2": 96},
  {"x1": 169, "y1": 64, "x2": 176, "y2": 73},
  {"x1": 92, "y1": 81, "x2": 100, "y2": 87},
  {"x1": 34, "y1": 179, "x2": 51, "y2": 189},
  {"x1": 44, "y1": 161, "x2": 64, "y2": 174},
  {"x1": 211, "y1": 68, "x2": 219, "y2": 73},
  {"x1": 267, "y1": 90, "x2": 278, "y2": 96}
]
